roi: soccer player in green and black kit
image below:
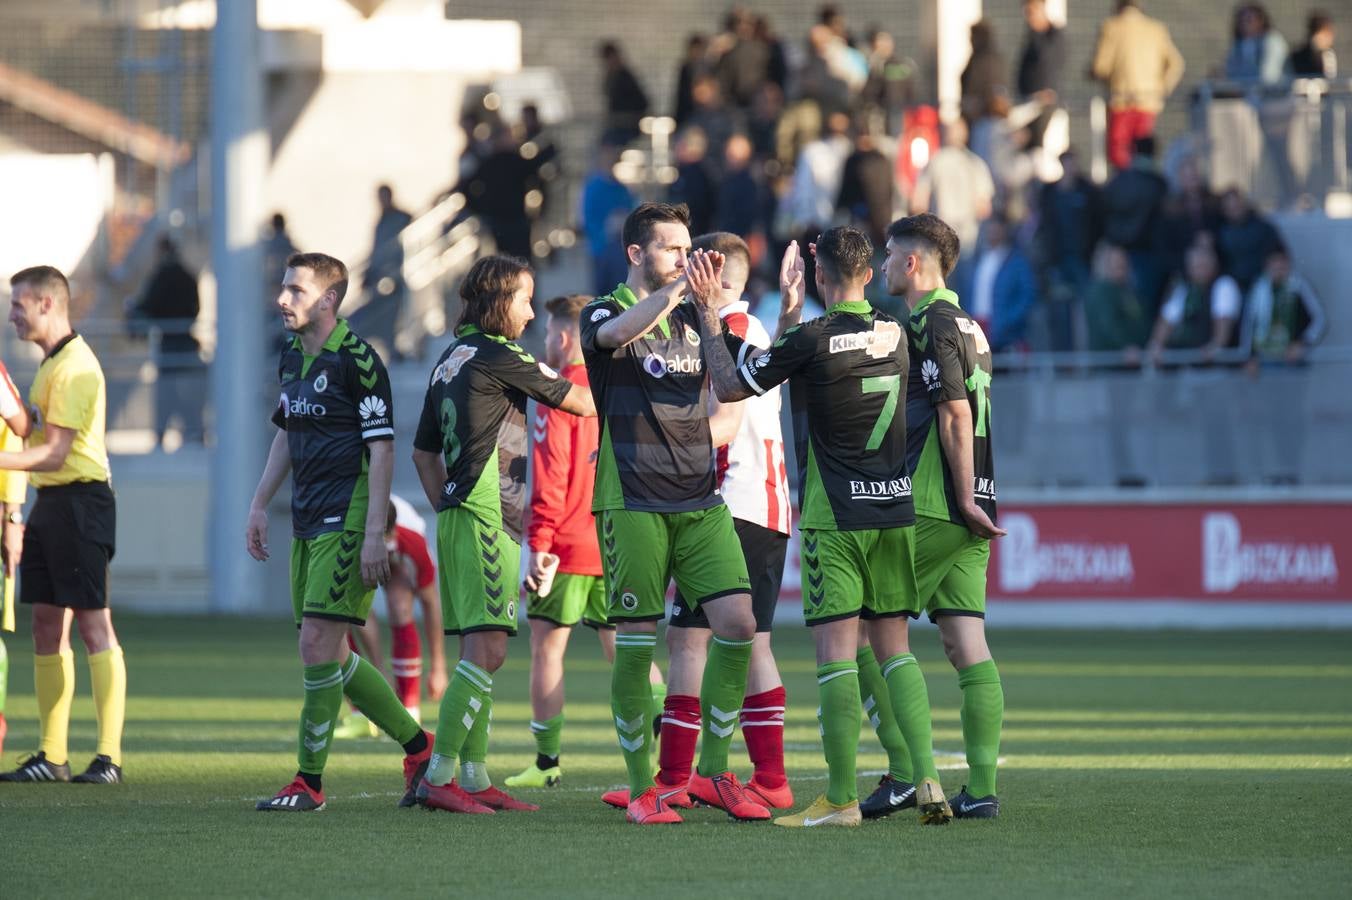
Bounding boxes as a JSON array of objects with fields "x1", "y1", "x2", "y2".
[
  {"x1": 882, "y1": 214, "x2": 1006, "y2": 818},
  {"x1": 247, "y1": 252, "x2": 432, "y2": 812},
  {"x1": 699, "y1": 226, "x2": 952, "y2": 827},
  {"x1": 410, "y1": 255, "x2": 595, "y2": 815},
  {"x1": 580, "y1": 202, "x2": 767, "y2": 825}
]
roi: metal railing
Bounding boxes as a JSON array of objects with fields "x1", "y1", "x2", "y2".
[
  {"x1": 339, "y1": 191, "x2": 484, "y2": 359},
  {"x1": 1193, "y1": 77, "x2": 1352, "y2": 212}
]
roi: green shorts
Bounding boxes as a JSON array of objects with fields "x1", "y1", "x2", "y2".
[
  {"x1": 291, "y1": 530, "x2": 375, "y2": 626},
  {"x1": 915, "y1": 515, "x2": 990, "y2": 622},
  {"x1": 597, "y1": 506, "x2": 750, "y2": 623},
  {"x1": 526, "y1": 572, "x2": 611, "y2": 630},
  {"x1": 436, "y1": 506, "x2": 521, "y2": 636},
  {"x1": 801, "y1": 526, "x2": 918, "y2": 625}
]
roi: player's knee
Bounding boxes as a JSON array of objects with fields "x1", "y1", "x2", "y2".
[
  {"x1": 938, "y1": 624, "x2": 963, "y2": 665},
  {"x1": 30, "y1": 612, "x2": 67, "y2": 654},
  {"x1": 718, "y1": 612, "x2": 756, "y2": 642},
  {"x1": 665, "y1": 625, "x2": 705, "y2": 655}
]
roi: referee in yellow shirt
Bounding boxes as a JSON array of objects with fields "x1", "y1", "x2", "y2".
[{"x1": 0, "y1": 266, "x2": 125, "y2": 784}]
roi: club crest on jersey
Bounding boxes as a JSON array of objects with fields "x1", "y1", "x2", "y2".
[
  {"x1": 921, "y1": 359, "x2": 940, "y2": 389},
  {"x1": 313, "y1": 372, "x2": 328, "y2": 393},
  {"x1": 590, "y1": 307, "x2": 612, "y2": 322},
  {"x1": 828, "y1": 320, "x2": 902, "y2": 358},
  {"x1": 434, "y1": 344, "x2": 478, "y2": 384},
  {"x1": 620, "y1": 591, "x2": 639, "y2": 611},
  {"x1": 685, "y1": 326, "x2": 701, "y2": 346},
  {"x1": 957, "y1": 317, "x2": 991, "y2": 354}
]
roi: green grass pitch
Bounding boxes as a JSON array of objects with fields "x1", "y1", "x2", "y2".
[{"x1": 1, "y1": 615, "x2": 1349, "y2": 898}]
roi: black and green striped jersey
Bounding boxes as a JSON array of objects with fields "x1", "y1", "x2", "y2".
[
  {"x1": 579, "y1": 284, "x2": 744, "y2": 514},
  {"x1": 271, "y1": 318, "x2": 393, "y2": 539},
  {"x1": 904, "y1": 289, "x2": 997, "y2": 526},
  {"x1": 413, "y1": 326, "x2": 572, "y2": 540},
  {"x1": 735, "y1": 300, "x2": 915, "y2": 532}
]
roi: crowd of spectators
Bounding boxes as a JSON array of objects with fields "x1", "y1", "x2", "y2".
[
  {"x1": 633, "y1": 2, "x2": 1336, "y2": 368},
  {"x1": 443, "y1": 2, "x2": 1337, "y2": 372}
]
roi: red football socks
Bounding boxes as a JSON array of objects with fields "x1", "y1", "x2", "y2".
[{"x1": 741, "y1": 686, "x2": 787, "y2": 787}]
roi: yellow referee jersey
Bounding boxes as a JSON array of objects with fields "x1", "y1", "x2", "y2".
[{"x1": 28, "y1": 334, "x2": 110, "y2": 488}]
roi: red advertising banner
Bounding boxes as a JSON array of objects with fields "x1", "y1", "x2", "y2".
[
  {"x1": 776, "y1": 504, "x2": 1352, "y2": 603},
  {"x1": 990, "y1": 504, "x2": 1349, "y2": 602}
]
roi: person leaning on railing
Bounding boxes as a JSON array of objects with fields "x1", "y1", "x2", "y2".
[{"x1": 1146, "y1": 237, "x2": 1239, "y2": 367}]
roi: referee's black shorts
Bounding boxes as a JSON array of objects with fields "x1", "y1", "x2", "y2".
[
  {"x1": 20, "y1": 481, "x2": 117, "y2": 610},
  {"x1": 671, "y1": 518, "x2": 788, "y2": 633}
]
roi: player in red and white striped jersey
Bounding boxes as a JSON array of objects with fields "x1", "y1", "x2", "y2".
[{"x1": 661, "y1": 233, "x2": 798, "y2": 811}]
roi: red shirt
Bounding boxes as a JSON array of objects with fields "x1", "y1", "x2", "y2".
[
  {"x1": 525, "y1": 362, "x2": 601, "y2": 575},
  {"x1": 388, "y1": 524, "x2": 435, "y2": 590}
]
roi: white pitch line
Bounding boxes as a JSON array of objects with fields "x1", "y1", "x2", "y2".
[{"x1": 0, "y1": 761, "x2": 1003, "y2": 811}]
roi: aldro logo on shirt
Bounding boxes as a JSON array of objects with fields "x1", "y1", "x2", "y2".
[
  {"x1": 279, "y1": 392, "x2": 327, "y2": 418},
  {"x1": 828, "y1": 320, "x2": 902, "y2": 358},
  {"x1": 643, "y1": 352, "x2": 702, "y2": 378}
]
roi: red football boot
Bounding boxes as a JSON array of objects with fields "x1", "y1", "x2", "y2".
[
  {"x1": 687, "y1": 771, "x2": 771, "y2": 821},
  {"x1": 399, "y1": 731, "x2": 435, "y2": 808},
  {"x1": 745, "y1": 774, "x2": 795, "y2": 810},
  {"x1": 256, "y1": 775, "x2": 325, "y2": 812},
  {"x1": 467, "y1": 785, "x2": 539, "y2": 811},
  {"x1": 626, "y1": 786, "x2": 683, "y2": 824},
  {"x1": 415, "y1": 778, "x2": 494, "y2": 814}
]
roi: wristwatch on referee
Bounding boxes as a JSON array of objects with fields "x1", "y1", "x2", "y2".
[{"x1": 5, "y1": 511, "x2": 21, "y2": 525}]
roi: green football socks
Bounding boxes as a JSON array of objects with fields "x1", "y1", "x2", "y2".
[
  {"x1": 341, "y1": 653, "x2": 421, "y2": 746},
  {"x1": 649, "y1": 677, "x2": 668, "y2": 748},
  {"x1": 816, "y1": 660, "x2": 861, "y2": 805},
  {"x1": 611, "y1": 631, "x2": 656, "y2": 795},
  {"x1": 958, "y1": 660, "x2": 1004, "y2": 797},
  {"x1": 696, "y1": 634, "x2": 752, "y2": 777},
  {"x1": 459, "y1": 693, "x2": 493, "y2": 792},
  {"x1": 857, "y1": 645, "x2": 912, "y2": 781},
  {"x1": 530, "y1": 713, "x2": 564, "y2": 760},
  {"x1": 428, "y1": 659, "x2": 493, "y2": 786},
  {"x1": 0, "y1": 637, "x2": 7, "y2": 713},
  {"x1": 298, "y1": 662, "x2": 344, "y2": 776},
  {"x1": 881, "y1": 652, "x2": 940, "y2": 784}
]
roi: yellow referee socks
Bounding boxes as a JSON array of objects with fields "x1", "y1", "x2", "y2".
[
  {"x1": 88, "y1": 646, "x2": 127, "y2": 766},
  {"x1": 35, "y1": 650, "x2": 75, "y2": 766}
]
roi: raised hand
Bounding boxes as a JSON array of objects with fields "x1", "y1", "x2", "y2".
[
  {"x1": 686, "y1": 248, "x2": 726, "y2": 309},
  {"x1": 779, "y1": 240, "x2": 806, "y2": 320}
]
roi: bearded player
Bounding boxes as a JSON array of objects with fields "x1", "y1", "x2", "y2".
[
  {"x1": 506, "y1": 294, "x2": 666, "y2": 790},
  {"x1": 579, "y1": 202, "x2": 766, "y2": 825}
]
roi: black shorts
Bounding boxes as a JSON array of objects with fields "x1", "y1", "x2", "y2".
[
  {"x1": 20, "y1": 481, "x2": 117, "y2": 610},
  {"x1": 671, "y1": 518, "x2": 787, "y2": 633}
]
